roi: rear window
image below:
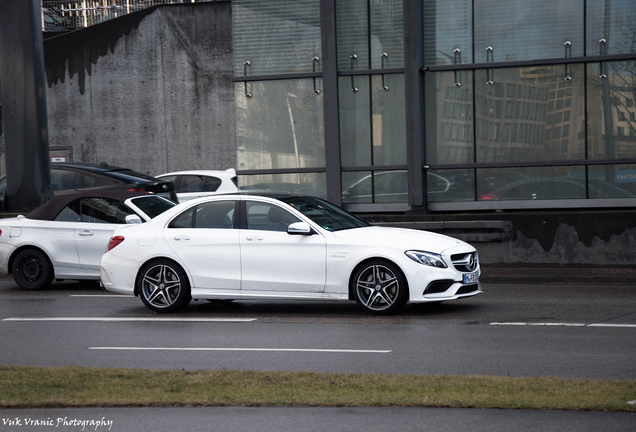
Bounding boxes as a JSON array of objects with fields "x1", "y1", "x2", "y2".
[{"x1": 130, "y1": 196, "x2": 176, "y2": 219}]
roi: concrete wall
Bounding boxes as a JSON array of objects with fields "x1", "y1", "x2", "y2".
[{"x1": 41, "y1": 1, "x2": 235, "y2": 176}]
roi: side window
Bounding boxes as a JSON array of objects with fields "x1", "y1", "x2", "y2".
[
  {"x1": 201, "y1": 176, "x2": 222, "y2": 192},
  {"x1": 246, "y1": 201, "x2": 300, "y2": 232},
  {"x1": 54, "y1": 199, "x2": 82, "y2": 222},
  {"x1": 78, "y1": 172, "x2": 99, "y2": 188},
  {"x1": 195, "y1": 201, "x2": 235, "y2": 229},
  {"x1": 160, "y1": 175, "x2": 177, "y2": 184},
  {"x1": 79, "y1": 198, "x2": 134, "y2": 224},
  {"x1": 51, "y1": 168, "x2": 77, "y2": 191},
  {"x1": 169, "y1": 207, "x2": 195, "y2": 228},
  {"x1": 178, "y1": 176, "x2": 203, "y2": 193}
]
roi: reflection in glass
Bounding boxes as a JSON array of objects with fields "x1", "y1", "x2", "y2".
[
  {"x1": 475, "y1": 64, "x2": 585, "y2": 163},
  {"x1": 587, "y1": 61, "x2": 636, "y2": 161},
  {"x1": 474, "y1": 0, "x2": 583, "y2": 63},
  {"x1": 477, "y1": 166, "x2": 586, "y2": 201},
  {"x1": 336, "y1": 0, "x2": 369, "y2": 71},
  {"x1": 588, "y1": 164, "x2": 636, "y2": 197},
  {"x1": 342, "y1": 171, "x2": 408, "y2": 204},
  {"x1": 339, "y1": 75, "x2": 406, "y2": 167},
  {"x1": 233, "y1": 0, "x2": 321, "y2": 75},
  {"x1": 369, "y1": 0, "x2": 404, "y2": 69},
  {"x1": 426, "y1": 169, "x2": 475, "y2": 203},
  {"x1": 339, "y1": 76, "x2": 371, "y2": 167},
  {"x1": 239, "y1": 173, "x2": 327, "y2": 199},
  {"x1": 372, "y1": 74, "x2": 406, "y2": 166},
  {"x1": 342, "y1": 171, "x2": 371, "y2": 204},
  {"x1": 586, "y1": 0, "x2": 636, "y2": 56},
  {"x1": 336, "y1": 0, "x2": 404, "y2": 71},
  {"x1": 235, "y1": 80, "x2": 325, "y2": 171},
  {"x1": 425, "y1": 71, "x2": 474, "y2": 164},
  {"x1": 423, "y1": 0, "x2": 473, "y2": 66}
]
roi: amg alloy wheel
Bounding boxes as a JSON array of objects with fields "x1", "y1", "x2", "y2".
[
  {"x1": 138, "y1": 260, "x2": 191, "y2": 313},
  {"x1": 353, "y1": 260, "x2": 407, "y2": 315}
]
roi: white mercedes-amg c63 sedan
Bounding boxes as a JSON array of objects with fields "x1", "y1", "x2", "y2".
[{"x1": 101, "y1": 194, "x2": 481, "y2": 315}]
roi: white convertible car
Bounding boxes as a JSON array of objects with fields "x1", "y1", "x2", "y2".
[
  {"x1": 101, "y1": 194, "x2": 481, "y2": 315},
  {"x1": 0, "y1": 189, "x2": 176, "y2": 290}
]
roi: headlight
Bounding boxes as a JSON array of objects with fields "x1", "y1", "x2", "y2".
[{"x1": 405, "y1": 250, "x2": 447, "y2": 268}]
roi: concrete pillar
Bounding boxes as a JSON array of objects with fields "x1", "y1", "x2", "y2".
[{"x1": 0, "y1": 0, "x2": 51, "y2": 211}]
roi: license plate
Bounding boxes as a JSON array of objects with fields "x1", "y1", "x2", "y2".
[{"x1": 463, "y1": 272, "x2": 479, "y2": 284}]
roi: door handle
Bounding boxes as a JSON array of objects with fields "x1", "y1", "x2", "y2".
[
  {"x1": 173, "y1": 235, "x2": 191, "y2": 241},
  {"x1": 78, "y1": 231, "x2": 94, "y2": 236},
  {"x1": 246, "y1": 235, "x2": 263, "y2": 241}
]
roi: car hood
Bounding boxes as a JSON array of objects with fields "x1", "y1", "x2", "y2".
[{"x1": 330, "y1": 226, "x2": 472, "y2": 254}]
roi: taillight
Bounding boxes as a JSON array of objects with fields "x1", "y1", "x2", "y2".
[
  {"x1": 106, "y1": 236, "x2": 125, "y2": 252},
  {"x1": 126, "y1": 188, "x2": 149, "y2": 193},
  {"x1": 0, "y1": 229, "x2": 2, "y2": 237}
]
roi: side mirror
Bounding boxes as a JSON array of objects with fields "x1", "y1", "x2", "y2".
[
  {"x1": 287, "y1": 222, "x2": 313, "y2": 235},
  {"x1": 125, "y1": 214, "x2": 143, "y2": 224}
]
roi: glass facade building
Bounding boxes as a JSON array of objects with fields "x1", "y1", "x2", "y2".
[{"x1": 232, "y1": 0, "x2": 636, "y2": 212}]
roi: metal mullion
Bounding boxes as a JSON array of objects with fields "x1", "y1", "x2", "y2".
[
  {"x1": 338, "y1": 67, "x2": 404, "y2": 76},
  {"x1": 428, "y1": 157, "x2": 636, "y2": 171},
  {"x1": 584, "y1": 60, "x2": 589, "y2": 199},
  {"x1": 236, "y1": 167, "x2": 327, "y2": 176},
  {"x1": 472, "y1": 68, "x2": 478, "y2": 201},
  {"x1": 320, "y1": 0, "x2": 341, "y2": 206},
  {"x1": 366, "y1": 0, "x2": 374, "y2": 203},
  {"x1": 341, "y1": 164, "x2": 408, "y2": 172},
  {"x1": 422, "y1": 53, "x2": 636, "y2": 73},
  {"x1": 231, "y1": 72, "x2": 321, "y2": 83}
]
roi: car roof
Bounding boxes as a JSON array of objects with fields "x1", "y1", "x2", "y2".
[
  {"x1": 157, "y1": 169, "x2": 236, "y2": 178},
  {"x1": 51, "y1": 162, "x2": 130, "y2": 173},
  {"x1": 26, "y1": 188, "x2": 155, "y2": 221}
]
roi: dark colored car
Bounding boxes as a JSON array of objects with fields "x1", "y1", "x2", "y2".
[
  {"x1": 0, "y1": 163, "x2": 178, "y2": 210},
  {"x1": 50, "y1": 163, "x2": 177, "y2": 202}
]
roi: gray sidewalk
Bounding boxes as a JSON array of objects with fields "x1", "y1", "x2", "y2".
[{"x1": 1, "y1": 406, "x2": 635, "y2": 432}]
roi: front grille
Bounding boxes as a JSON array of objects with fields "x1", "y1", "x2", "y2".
[
  {"x1": 457, "y1": 284, "x2": 478, "y2": 295},
  {"x1": 451, "y1": 252, "x2": 478, "y2": 272}
]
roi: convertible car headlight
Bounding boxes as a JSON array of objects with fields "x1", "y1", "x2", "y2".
[{"x1": 405, "y1": 250, "x2": 447, "y2": 268}]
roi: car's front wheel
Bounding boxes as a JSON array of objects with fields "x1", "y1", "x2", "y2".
[
  {"x1": 352, "y1": 260, "x2": 408, "y2": 315},
  {"x1": 12, "y1": 248, "x2": 54, "y2": 290},
  {"x1": 138, "y1": 260, "x2": 191, "y2": 313}
]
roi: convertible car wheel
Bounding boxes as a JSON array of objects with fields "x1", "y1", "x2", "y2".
[
  {"x1": 353, "y1": 260, "x2": 408, "y2": 315},
  {"x1": 138, "y1": 260, "x2": 191, "y2": 313},
  {"x1": 12, "y1": 248, "x2": 54, "y2": 290}
]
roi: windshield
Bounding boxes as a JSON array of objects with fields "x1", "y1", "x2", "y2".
[
  {"x1": 279, "y1": 196, "x2": 369, "y2": 231},
  {"x1": 130, "y1": 196, "x2": 176, "y2": 219}
]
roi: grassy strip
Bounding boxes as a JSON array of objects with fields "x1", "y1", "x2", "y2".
[{"x1": 1, "y1": 365, "x2": 635, "y2": 412}]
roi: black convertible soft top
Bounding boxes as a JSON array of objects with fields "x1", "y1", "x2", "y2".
[{"x1": 26, "y1": 188, "x2": 154, "y2": 221}]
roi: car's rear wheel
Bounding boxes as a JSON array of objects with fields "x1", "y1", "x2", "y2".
[
  {"x1": 352, "y1": 260, "x2": 408, "y2": 315},
  {"x1": 12, "y1": 249, "x2": 54, "y2": 290},
  {"x1": 138, "y1": 260, "x2": 191, "y2": 313}
]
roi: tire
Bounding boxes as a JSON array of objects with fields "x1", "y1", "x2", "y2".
[
  {"x1": 352, "y1": 260, "x2": 408, "y2": 315},
  {"x1": 138, "y1": 260, "x2": 191, "y2": 313},
  {"x1": 12, "y1": 249, "x2": 54, "y2": 290}
]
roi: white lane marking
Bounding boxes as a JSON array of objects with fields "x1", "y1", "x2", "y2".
[
  {"x1": 70, "y1": 295, "x2": 133, "y2": 297},
  {"x1": 2, "y1": 317, "x2": 256, "y2": 322},
  {"x1": 490, "y1": 322, "x2": 636, "y2": 328},
  {"x1": 89, "y1": 347, "x2": 392, "y2": 353},
  {"x1": 587, "y1": 323, "x2": 636, "y2": 328}
]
